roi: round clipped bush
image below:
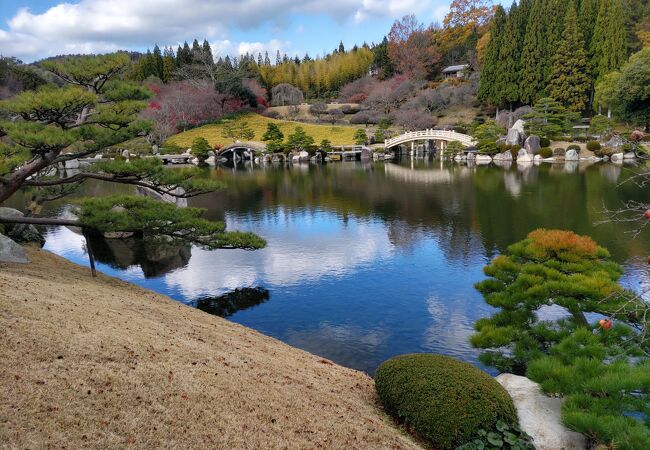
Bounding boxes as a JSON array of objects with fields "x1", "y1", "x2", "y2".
[
  {"x1": 540, "y1": 147, "x2": 553, "y2": 158},
  {"x1": 586, "y1": 140, "x2": 601, "y2": 151},
  {"x1": 539, "y1": 137, "x2": 551, "y2": 147},
  {"x1": 375, "y1": 354, "x2": 517, "y2": 450},
  {"x1": 567, "y1": 144, "x2": 581, "y2": 152}
]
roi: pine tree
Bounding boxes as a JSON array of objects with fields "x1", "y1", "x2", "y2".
[
  {"x1": 478, "y1": 5, "x2": 507, "y2": 104},
  {"x1": 257, "y1": 52, "x2": 263, "y2": 66},
  {"x1": 548, "y1": 2, "x2": 592, "y2": 111},
  {"x1": 591, "y1": 0, "x2": 628, "y2": 80},
  {"x1": 276, "y1": 50, "x2": 281, "y2": 66},
  {"x1": 520, "y1": 0, "x2": 548, "y2": 104},
  {"x1": 264, "y1": 51, "x2": 271, "y2": 66},
  {"x1": 338, "y1": 41, "x2": 345, "y2": 53}
]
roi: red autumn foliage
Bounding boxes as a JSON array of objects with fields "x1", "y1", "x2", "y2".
[{"x1": 142, "y1": 80, "x2": 244, "y2": 142}]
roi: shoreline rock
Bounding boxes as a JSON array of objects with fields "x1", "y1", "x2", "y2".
[{"x1": 496, "y1": 374, "x2": 586, "y2": 450}]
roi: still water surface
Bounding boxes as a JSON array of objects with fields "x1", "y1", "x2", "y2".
[{"x1": 40, "y1": 159, "x2": 650, "y2": 374}]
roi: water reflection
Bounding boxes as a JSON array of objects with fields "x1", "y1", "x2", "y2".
[
  {"x1": 36, "y1": 160, "x2": 650, "y2": 375},
  {"x1": 88, "y1": 236, "x2": 191, "y2": 278}
]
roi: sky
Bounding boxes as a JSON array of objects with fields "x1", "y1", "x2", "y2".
[{"x1": 0, "y1": 0, "x2": 456, "y2": 63}]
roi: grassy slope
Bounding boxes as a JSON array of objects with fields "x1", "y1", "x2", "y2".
[
  {"x1": 167, "y1": 113, "x2": 363, "y2": 148},
  {"x1": 0, "y1": 248, "x2": 420, "y2": 449}
]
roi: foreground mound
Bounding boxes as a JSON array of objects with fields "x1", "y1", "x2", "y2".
[
  {"x1": 375, "y1": 354, "x2": 517, "y2": 449},
  {"x1": 0, "y1": 248, "x2": 420, "y2": 449}
]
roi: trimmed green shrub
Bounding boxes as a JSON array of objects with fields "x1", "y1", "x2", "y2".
[
  {"x1": 477, "y1": 140, "x2": 499, "y2": 155},
  {"x1": 567, "y1": 144, "x2": 581, "y2": 152},
  {"x1": 539, "y1": 137, "x2": 551, "y2": 147},
  {"x1": 539, "y1": 147, "x2": 553, "y2": 158},
  {"x1": 586, "y1": 140, "x2": 601, "y2": 151},
  {"x1": 375, "y1": 354, "x2": 518, "y2": 450}
]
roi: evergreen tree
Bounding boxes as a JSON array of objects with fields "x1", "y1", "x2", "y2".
[
  {"x1": 276, "y1": 50, "x2": 282, "y2": 66},
  {"x1": 548, "y1": 2, "x2": 592, "y2": 111},
  {"x1": 591, "y1": 0, "x2": 628, "y2": 80},
  {"x1": 372, "y1": 36, "x2": 394, "y2": 79},
  {"x1": 495, "y1": 2, "x2": 523, "y2": 107},
  {"x1": 257, "y1": 52, "x2": 263, "y2": 66},
  {"x1": 579, "y1": 0, "x2": 598, "y2": 50},
  {"x1": 201, "y1": 39, "x2": 212, "y2": 59},
  {"x1": 478, "y1": 5, "x2": 507, "y2": 104},
  {"x1": 520, "y1": 0, "x2": 548, "y2": 104},
  {"x1": 261, "y1": 123, "x2": 284, "y2": 142},
  {"x1": 152, "y1": 44, "x2": 163, "y2": 79},
  {"x1": 141, "y1": 49, "x2": 156, "y2": 79},
  {"x1": 161, "y1": 46, "x2": 176, "y2": 83},
  {"x1": 264, "y1": 51, "x2": 271, "y2": 66},
  {"x1": 181, "y1": 41, "x2": 192, "y2": 65},
  {"x1": 338, "y1": 41, "x2": 345, "y2": 53},
  {"x1": 544, "y1": 0, "x2": 569, "y2": 78},
  {"x1": 191, "y1": 39, "x2": 202, "y2": 61}
]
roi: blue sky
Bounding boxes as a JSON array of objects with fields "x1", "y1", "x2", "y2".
[{"x1": 0, "y1": 0, "x2": 454, "y2": 62}]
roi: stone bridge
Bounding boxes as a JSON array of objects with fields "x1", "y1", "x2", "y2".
[{"x1": 384, "y1": 129, "x2": 477, "y2": 150}]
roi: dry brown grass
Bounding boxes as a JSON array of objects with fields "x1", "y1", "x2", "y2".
[{"x1": 0, "y1": 248, "x2": 421, "y2": 449}]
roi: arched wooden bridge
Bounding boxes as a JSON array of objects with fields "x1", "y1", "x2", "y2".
[{"x1": 384, "y1": 129, "x2": 477, "y2": 149}]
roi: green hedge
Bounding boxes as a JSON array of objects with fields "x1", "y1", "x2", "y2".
[
  {"x1": 375, "y1": 354, "x2": 518, "y2": 450},
  {"x1": 540, "y1": 147, "x2": 553, "y2": 158}
]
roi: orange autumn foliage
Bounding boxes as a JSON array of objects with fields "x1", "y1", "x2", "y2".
[{"x1": 527, "y1": 229, "x2": 599, "y2": 259}]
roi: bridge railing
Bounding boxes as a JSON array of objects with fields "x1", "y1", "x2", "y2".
[{"x1": 385, "y1": 129, "x2": 476, "y2": 148}]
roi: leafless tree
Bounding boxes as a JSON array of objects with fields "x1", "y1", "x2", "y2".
[{"x1": 270, "y1": 83, "x2": 304, "y2": 106}]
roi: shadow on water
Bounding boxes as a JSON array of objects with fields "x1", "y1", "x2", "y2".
[{"x1": 194, "y1": 287, "x2": 270, "y2": 318}]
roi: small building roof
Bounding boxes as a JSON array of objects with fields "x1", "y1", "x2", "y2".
[{"x1": 442, "y1": 64, "x2": 470, "y2": 73}]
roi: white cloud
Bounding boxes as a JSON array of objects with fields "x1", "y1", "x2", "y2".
[
  {"x1": 0, "y1": 0, "x2": 443, "y2": 61},
  {"x1": 432, "y1": 3, "x2": 450, "y2": 23}
]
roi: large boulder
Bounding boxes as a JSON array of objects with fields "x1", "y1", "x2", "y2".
[
  {"x1": 493, "y1": 150, "x2": 513, "y2": 161},
  {"x1": 506, "y1": 128, "x2": 522, "y2": 147},
  {"x1": 496, "y1": 374, "x2": 586, "y2": 450},
  {"x1": 0, "y1": 233, "x2": 29, "y2": 264},
  {"x1": 524, "y1": 136, "x2": 541, "y2": 155},
  {"x1": 604, "y1": 135, "x2": 625, "y2": 151},
  {"x1": 610, "y1": 152, "x2": 624, "y2": 162},
  {"x1": 511, "y1": 119, "x2": 526, "y2": 136},
  {"x1": 517, "y1": 148, "x2": 533, "y2": 162},
  {"x1": 564, "y1": 149, "x2": 579, "y2": 161},
  {"x1": 0, "y1": 207, "x2": 45, "y2": 247}
]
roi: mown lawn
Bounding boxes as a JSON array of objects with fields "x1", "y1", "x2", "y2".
[{"x1": 166, "y1": 113, "x2": 363, "y2": 148}]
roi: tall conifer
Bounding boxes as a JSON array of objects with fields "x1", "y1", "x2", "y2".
[
  {"x1": 520, "y1": 0, "x2": 547, "y2": 103},
  {"x1": 496, "y1": 2, "x2": 523, "y2": 107},
  {"x1": 548, "y1": 2, "x2": 592, "y2": 110},
  {"x1": 478, "y1": 5, "x2": 507, "y2": 104},
  {"x1": 591, "y1": 0, "x2": 627, "y2": 80}
]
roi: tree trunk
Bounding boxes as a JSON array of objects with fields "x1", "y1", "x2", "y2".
[{"x1": 0, "y1": 151, "x2": 59, "y2": 205}]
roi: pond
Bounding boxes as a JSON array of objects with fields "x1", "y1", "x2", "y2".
[{"x1": 33, "y1": 159, "x2": 650, "y2": 375}]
